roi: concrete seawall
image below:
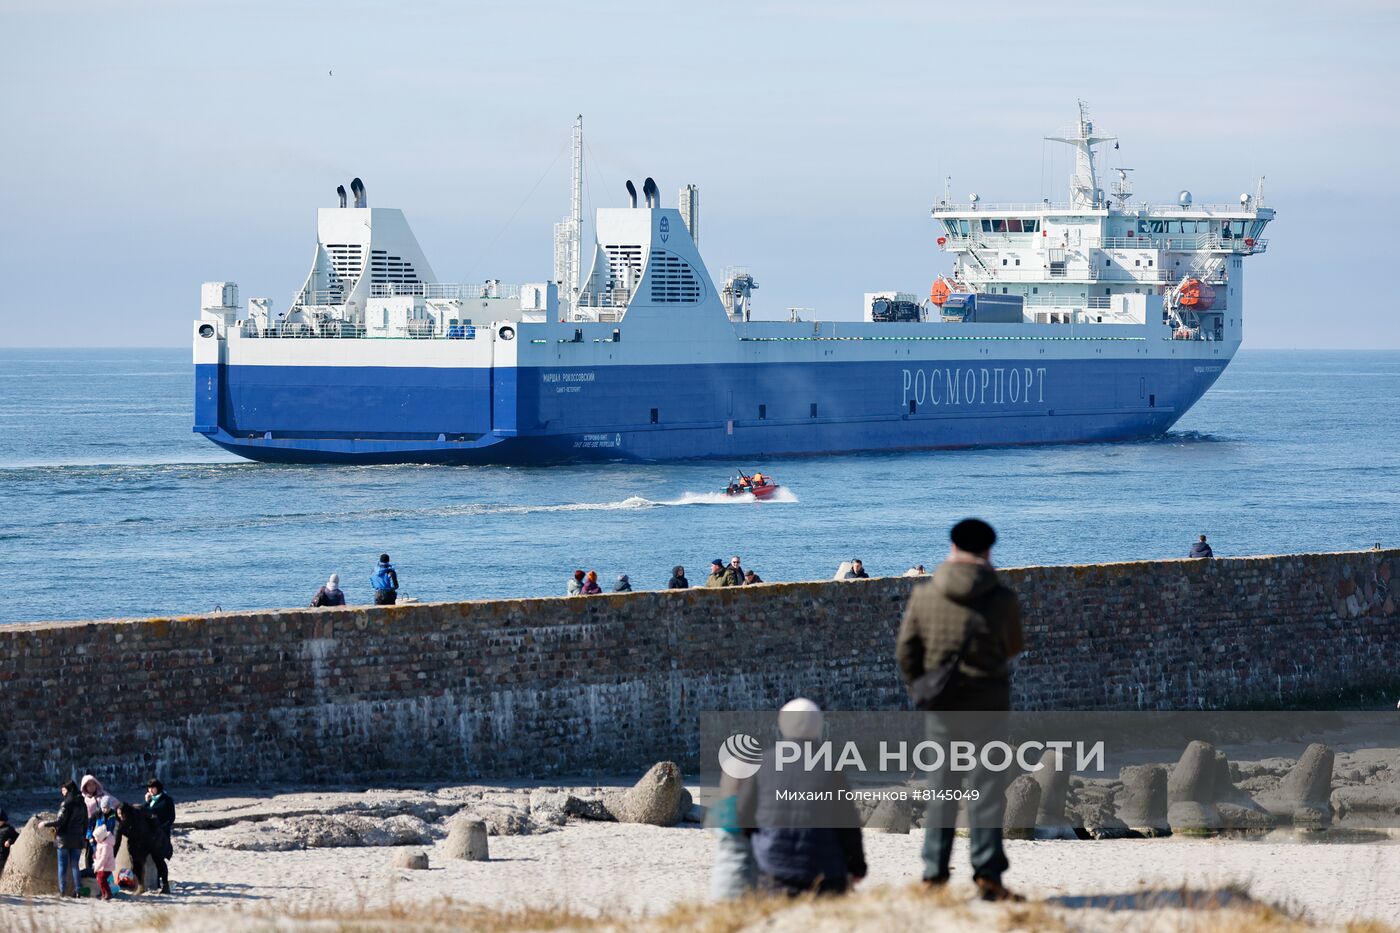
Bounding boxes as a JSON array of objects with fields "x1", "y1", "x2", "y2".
[{"x1": 3, "y1": 549, "x2": 1396, "y2": 788}]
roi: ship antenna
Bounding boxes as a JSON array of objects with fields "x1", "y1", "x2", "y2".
[
  {"x1": 1045, "y1": 100, "x2": 1116, "y2": 209},
  {"x1": 1110, "y1": 167, "x2": 1134, "y2": 209}
]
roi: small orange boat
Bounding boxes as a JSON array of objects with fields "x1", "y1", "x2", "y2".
[
  {"x1": 724, "y1": 471, "x2": 779, "y2": 499},
  {"x1": 1178, "y1": 278, "x2": 1216, "y2": 310}
]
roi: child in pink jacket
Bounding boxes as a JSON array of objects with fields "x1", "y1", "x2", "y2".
[{"x1": 91, "y1": 799, "x2": 119, "y2": 900}]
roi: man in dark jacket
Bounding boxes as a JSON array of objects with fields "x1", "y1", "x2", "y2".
[
  {"x1": 842, "y1": 558, "x2": 869, "y2": 579},
  {"x1": 1189, "y1": 535, "x2": 1214, "y2": 558},
  {"x1": 724, "y1": 556, "x2": 745, "y2": 587},
  {"x1": 737, "y1": 699, "x2": 866, "y2": 896},
  {"x1": 43, "y1": 780, "x2": 87, "y2": 896},
  {"x1": 115, "y1": 802, "x2": 166, "y2": 895},
  {"x1": 145, "y1": 777, "x2": 175, "y2": 894},
  {"x1": 895, "y1": 518, "x2": 1024, "y2": 902},
  {"x1": 667, "y1": 565, "x2": 689, "y2": 589}
]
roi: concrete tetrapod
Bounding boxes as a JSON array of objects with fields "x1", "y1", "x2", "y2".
[
  {"x1": 1032, "y1": 748, "x2": 1077, "y2": 840},
  {"x1": 114, "y1": 838, "x2": 161, "y2": 891},
  {"x1": 605, "y1": 761, "x2": 685, "y2": 826},
  {"x1": 1168, "y1": 740, "x2": 1222, "y2": 835},
  {"x1": 0, "y1": 815, "x2": 58, "y2": 896},
  {"x1": 443, "y1": 817, "x2": 490, "y2": 861},
  {"x1": 864, "y1": 796, "x2": 912, "y2": 835},
  {"x1": 1003, "y1": 774, "x2": 1042, "y2": 841},
  {"x1": 1116, "y1": 765, "x2": 1170, "y2": 837},
  {"x1": 1259, "y1": 743, "x2": 1334, "y2": 828},
  {"x1": 391, "y1": 849, "x2": 430, "y2": 870},
  {"x1": 1211, "y1": 749, "x2": 1275, "y2": 830}
]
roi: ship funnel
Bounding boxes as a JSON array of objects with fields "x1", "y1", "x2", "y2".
[
  {"x1": 626, "y1": 179, "x2": 638, "y2": 208},
  {"x1": 336, "y1": 184, "x2": 347, "y2": 208},
  {"x1": 642, "y1": 177, "x2": 659, "y2": 208},
  {"x1": 351, "y1": 177, "x2": 366, "y2": 208}
]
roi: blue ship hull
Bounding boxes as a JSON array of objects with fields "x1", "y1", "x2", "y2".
[{"x1": 195, "y1": 356, "x2": 1223, "y2": 464}]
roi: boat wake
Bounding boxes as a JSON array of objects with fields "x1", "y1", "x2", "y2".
[{"x1": 493, "y1": 488, "x2": 799, "y2": 515}]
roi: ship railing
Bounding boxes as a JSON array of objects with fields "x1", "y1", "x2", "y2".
[
  {"x1": 934, "y1": 200, "x2": 1263, "y2": 214},
  {"x1": 943, "y1": 234, "x2": 1267, "y2": 255},
  {"x1": 1021, "y1": 295, "x2": 1116, "y2": 309},
  {"x1": 964, "y1": 268, "x2": 1179, "y2": 284},
  {"x1": 238, "y1": 320, "x2": 480, "y2": 340},
  {"x1": 369, "y1": 282, "x2": 522, "y2": 300},
  {"x1": 298, "y1": 289, "x2": 345, "y2": 305}
]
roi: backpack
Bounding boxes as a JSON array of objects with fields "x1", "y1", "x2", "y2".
[{"x1": 371, "y1": 568, "x2": 395, "y2": 591}]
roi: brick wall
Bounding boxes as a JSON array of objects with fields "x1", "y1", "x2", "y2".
[{"x1": 2, "y1": 550, "x2": 1395, "y2": 788}]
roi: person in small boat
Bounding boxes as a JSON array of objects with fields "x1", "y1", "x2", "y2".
[
  {"x1": 752, "y1": 472, "x2": 765, "y2": 487},
  {"x1": 668, "y1": 565, "x2": 689, "y2": 589}
]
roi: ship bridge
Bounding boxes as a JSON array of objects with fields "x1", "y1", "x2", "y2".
[{"x1": 929, "y1": 102, "x2": 1273, "y2": 340}]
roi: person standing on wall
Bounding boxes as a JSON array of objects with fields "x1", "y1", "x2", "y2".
[
  {"x1": 895, "y1": 518, "x2": 1025, "y2": 902},
  {"x1": 371, "y1": 554, "x2": 399, "y2": 605}
]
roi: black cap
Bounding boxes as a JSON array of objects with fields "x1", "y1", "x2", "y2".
[
  {"x1": 951, "y1": 518, "x2": 996, "y2": 553},
  {"x1": 379, "y1": 553, "x2": 390, "y2": 563}
]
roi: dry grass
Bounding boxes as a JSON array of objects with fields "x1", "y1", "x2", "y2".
[{"x1": 78, "y1": 883, "x2": 1397, "y2": 933}]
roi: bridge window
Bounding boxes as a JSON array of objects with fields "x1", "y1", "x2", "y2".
[
  {"x1": 981, "y1": 219, "x2": 994, "y2": 232},
  {"x1": 1007, "y1": 219, "x2": 1023, "y2": 233},
  {"x1": 958, "y1": 219, "x2": 971, "y2": 235},
  {"x1": 991, "y1": 219, "x2": 1007, "y2": 233}
]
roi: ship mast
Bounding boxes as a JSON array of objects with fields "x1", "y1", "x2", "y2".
[
  {"x1": 554, "y1": 115, "x2": 584, "y2": 317},
  {"x1": 1044, "y1": 100, "x2": 1116, "y2": 209}
]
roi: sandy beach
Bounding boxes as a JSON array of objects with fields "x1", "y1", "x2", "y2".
[{"x1": 2, "y1": 782, "x2": 1397, "y2": 931}]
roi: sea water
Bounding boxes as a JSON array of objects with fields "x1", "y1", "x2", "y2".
[{"x1": 1, "y1": 348, "x2": 1396, "y2": 624}]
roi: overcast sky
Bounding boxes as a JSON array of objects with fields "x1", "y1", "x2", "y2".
[{"x1": 3, "y1": 0, "x2": 1397, "y2": 348}]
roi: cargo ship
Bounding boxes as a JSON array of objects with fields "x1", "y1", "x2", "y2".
[{"x1": 193, "y1": 104, "x2": 1273, "y2": 464}]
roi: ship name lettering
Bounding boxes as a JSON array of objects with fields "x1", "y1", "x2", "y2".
[{"x1": 902, "y1": 367, "x2": 1046, "y2": 410}]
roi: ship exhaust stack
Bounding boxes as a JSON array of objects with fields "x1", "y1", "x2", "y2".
[
  {"x1": 351, "y1": 177, "x2": 366, "y2": 208},
  {"x1": 626, "y1": 180, "x2": 638, "y2": 208},
  {"x1": 336, "y1": 185, "x2": 347, "y2": 208},
  {"x1": 642, "y1": 177, "x2": 659, "y2": 208}
]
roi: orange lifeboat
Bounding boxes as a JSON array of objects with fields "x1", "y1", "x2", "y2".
[
  {"x1": 1178, "y1": 278, "x2": 1216, "y2": 310},
  {"x1": 929, "y1": 277, "x2": 953, "y2": 306}
]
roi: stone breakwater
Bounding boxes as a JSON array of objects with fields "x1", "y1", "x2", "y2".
[{"x1": 2, "y1": 550, "x2": 1396, "y2": 789}]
